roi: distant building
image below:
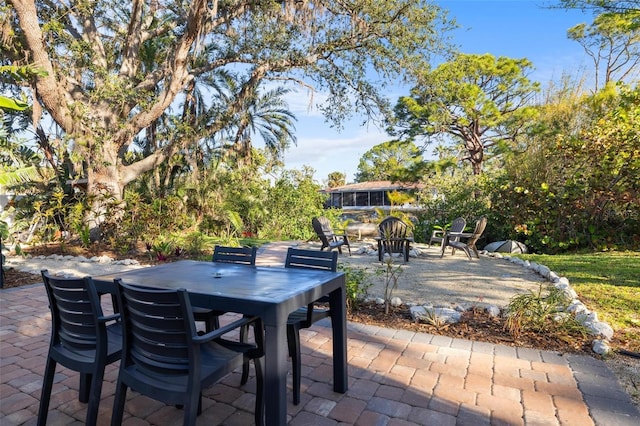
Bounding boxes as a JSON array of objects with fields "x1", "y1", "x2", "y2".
[{"x1": 322, "y1": 181, "x2": 425, "y2": 211}]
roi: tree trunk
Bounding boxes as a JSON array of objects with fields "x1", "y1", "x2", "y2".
[{"x1": 85, "y1": 164, "x2": 125, "y2": 241}]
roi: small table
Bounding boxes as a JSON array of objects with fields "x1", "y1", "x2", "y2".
[{"x1": 94, "y1": 260, "x2": 347, "y2": 424}]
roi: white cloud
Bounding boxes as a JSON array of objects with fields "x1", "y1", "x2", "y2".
[{"x1": 284, "y1": 124, "x2": 390, "y2": 184}]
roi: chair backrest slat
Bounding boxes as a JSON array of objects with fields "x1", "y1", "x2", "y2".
[
  {"x1": 450, "y1": 217, "x2": 467, "y2": 233},
  {"x1": 212, "y1": 245, "x2": 257, "y2": 265},
  {"x1": 378, "y1": 216, "x2": 410, "y2": 253},
  {"x1": 312, "y1": 217, "x2": 332, "y2": 247},
  {"x1": 467, "y1": 216, "x2": 488, "y2": 245},
  {"x1": 285, "y1": 248, "x2": 338, "y2": 272},
  {"x1": 116, "y1": 281, "x2": 192, "y2": 373},
  {"x1": 42, "y1": 271, "x2": 102, "y2": 350}
]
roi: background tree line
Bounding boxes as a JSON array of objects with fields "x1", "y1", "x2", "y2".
[
  {"x1": 349, "y1": 0, "x2": 639, "y2": 253},
  {"x1": 1, "y1": 0, "x2": 638, "y2": 254}
]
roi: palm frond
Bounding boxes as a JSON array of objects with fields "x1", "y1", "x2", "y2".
[{"x1": 0, "y1": 166, "x2": 41, "y2": 186}]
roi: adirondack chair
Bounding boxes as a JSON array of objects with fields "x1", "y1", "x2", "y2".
[
  {"x1": 376, "y1": 216, "x2": 413, "y2": 262},
  {"x1": 429, "y1": 217, "x2": 467, "y2": 250},
  {"x1": 441, "y1": 216, "x2": 488, "y2": 259},
  {"x1": 312, "y1": 217, "x2": 351, "y2": 255}
]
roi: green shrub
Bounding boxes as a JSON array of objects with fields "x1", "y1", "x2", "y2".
[
  {"x1": 416, "y1": 172, "x2": 490, "y2": 244},
  {"x1": 339, "y1": 263, "x2": 373, "y2": 311}
]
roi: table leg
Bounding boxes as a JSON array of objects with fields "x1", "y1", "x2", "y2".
[
  {"x1": 329, "y1": 285, "x2": 348, "y2": 393},
  {"x1": 263, "y1": 321, "x2": 288, "y2": 424}
]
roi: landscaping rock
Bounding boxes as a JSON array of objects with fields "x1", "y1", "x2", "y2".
[
  {"x1": 409, "y1": 305, "x2": 462, "y2": 324},
  {"x1": 586, "y1": 320, "x2": 614, "y2": 340},
  {"x1": 592, "y1": 339, "x2": 611, "y2": 355}
]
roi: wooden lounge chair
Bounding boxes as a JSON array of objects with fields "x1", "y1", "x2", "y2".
[
  {"x1": 376, "y1": 216, "x2": 413, "y2": 262},
  {"x1": 312, "y1": 216, "x2": 351, "y2": 255},
  {"x1": 441, "y1": 216, "x2": 488, "y2": 259}
]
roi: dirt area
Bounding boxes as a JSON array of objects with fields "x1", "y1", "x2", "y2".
[{"x1": 2, "y1": 240, "x2": 638, "y2": 409}]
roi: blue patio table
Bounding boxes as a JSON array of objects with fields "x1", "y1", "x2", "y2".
[{"x1": 94, "y1": 260, "x2": 347, "y2": 425}]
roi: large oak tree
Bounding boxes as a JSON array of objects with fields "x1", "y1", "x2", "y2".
[{"x1": 4, "y1": 0, "x2": 454, "y2": 232}]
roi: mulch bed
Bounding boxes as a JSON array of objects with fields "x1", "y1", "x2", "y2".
[{"x1": 348, "y1": 301, "x2": 593, "y2": 355}]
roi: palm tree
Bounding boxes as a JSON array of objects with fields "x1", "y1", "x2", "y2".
[{"x1": 227, "y1": 87, "x2": 297, "y2": 167}]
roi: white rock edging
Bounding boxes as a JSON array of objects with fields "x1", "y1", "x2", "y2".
[
  {"x1": 5, "y1": 253, "x2": 144, "y2": 279},
  {"x1": 386, "y1": 250, "x2": 614, "y2": 356},
  {"x1": 489, "y1": 251, "x2": 615, "y2": 355}
]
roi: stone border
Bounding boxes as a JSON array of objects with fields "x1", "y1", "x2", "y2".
[
  {"x1": 490, "y1": 252, "x2": 614, "y2": 355},
  {"x1": 372, "y1": 249, "x2": 615, "y2": 356}
]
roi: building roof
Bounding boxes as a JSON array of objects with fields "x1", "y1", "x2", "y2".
[{"x1": 323, "y1": 180, "x2": 425, "y2": 193}]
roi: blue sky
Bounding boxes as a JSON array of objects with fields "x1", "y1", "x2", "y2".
[{"x1": 280, "y1": 1, "x2": 594, "y2": 185}]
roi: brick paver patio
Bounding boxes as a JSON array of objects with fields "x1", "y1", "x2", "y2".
[{"x1": 1, "y1": 242, "x2": 638, "y2": 425}]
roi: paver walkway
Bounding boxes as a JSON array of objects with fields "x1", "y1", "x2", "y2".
[{"x1": 1, "y1": 242, "x2": 638, "y2": 425}]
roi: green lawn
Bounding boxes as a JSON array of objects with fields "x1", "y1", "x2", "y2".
[{"x1": 518, "y1": 251, "x2": 640, "y2": 352}]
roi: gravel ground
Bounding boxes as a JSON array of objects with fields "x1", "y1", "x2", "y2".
[
  {"x1": 298, "y1": 240, "x2": 548, "y2": 309},
  {"x1": 5, "y1": 240, "x2": 547, "y2": 309}
]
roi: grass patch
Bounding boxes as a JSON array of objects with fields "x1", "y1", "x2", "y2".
[{"x1": 517, "y1": 251, "x2": 640, "y2": 351}]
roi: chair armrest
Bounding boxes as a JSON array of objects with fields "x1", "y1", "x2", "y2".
[
  {"x1": 445, "y1": 231, "x2": 472, "y2": 241},
  {"x1": 209, "y1": 316, "x2": 265, "y2": 359},
  {"x1": 193, "y1": 315, "x2": 261, "y2": 344},
  {"x1": 97, "y1": 313, "x2": 120, "y2": 323}
]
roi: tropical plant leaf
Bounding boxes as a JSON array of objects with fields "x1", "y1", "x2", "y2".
[
  {"x1": 0, "y1": 96, "x2": 28, "y2": 112},
  {"x1": 0, "y1": 166, "x2": 40, "y2": 186}
]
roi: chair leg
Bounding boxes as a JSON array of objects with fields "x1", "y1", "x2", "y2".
[
  {"x1": 240, "y1": 324, "x2": 250, "y2": 385},
  {"x1": 253, "y1": 355, "x2": 265, "y2": 426},
  {"x1": 110, "y1": 380, "x2": 128, "y2": 426},
  {"x1": 79, "y1": 372, "x2": 92, "y2": 403},
  {"x1": 86, "y1": 366, "x2": 106, "y2": 425},
  {"x1": 184, "y1": 387, "x2": 201, "y2": 426},
  {"x1": 462, "y1": 246, "x2": 472, "y2": 259},
  {"x1": 37, "y1": 357, "x2": 57, "y2": 426},
  {"x1": 287, "y1": 323, "x2": 302, "y2": 405},
  {"x1": 205, "y1": 315, "x2": 220, "y2": 332}
]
